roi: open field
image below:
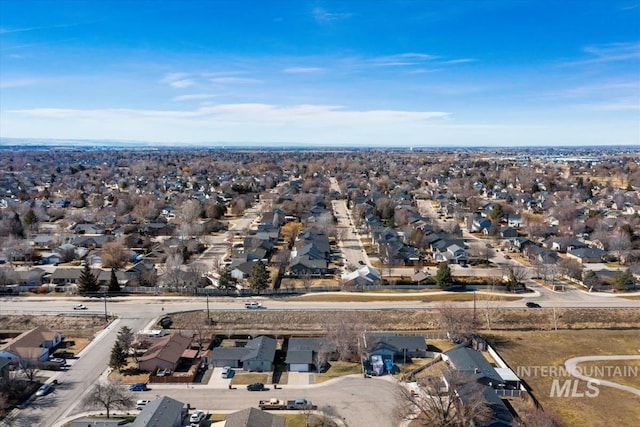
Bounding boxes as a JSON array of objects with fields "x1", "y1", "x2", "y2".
[{"x1": 489, "y1": 329, "x2": 640, "y2": 427}]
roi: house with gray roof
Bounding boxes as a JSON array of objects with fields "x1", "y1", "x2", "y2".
[
  {"x1": 224, "y1": 407, "x2": 285, "y2": 427},
  {"x1": 368, "y1": 334, "x2": 429, "y2": 363},
  {"x1": 285, "y1": 337, "x2": 337, "y2": 372},
  {"x1": 129, "y1": 396, "x2": 186, "y2": 427},
  {"x1": 443, "y1": 347, "x2": 502, "y2": 386},
  {"x1": 212, "y1": 336, "x2": 276, "y2": 371}
]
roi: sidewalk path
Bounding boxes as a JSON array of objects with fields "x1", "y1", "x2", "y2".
[{"x1": 564, "y1": 355, "x2": 640, "y2": 396}]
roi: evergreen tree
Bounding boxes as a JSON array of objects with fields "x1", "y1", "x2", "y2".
[
  {"x1": 248, "y1": 261, "x2": 270, "y2": 292},
  {"x1": 218, "y1": 268, "x2": 238, "y2": 292},
  {"x1": 435, "y1": 263, "x2": 453, "y2": 289},
  {"x1": 23, "y1": 208, "x2": 38, "y2": 231},
  {"x1": 108, "y1": 268, "x2": 120, "y2": 293},
  {"x1": 78, "y1": 263, "x2": 99, "y2": 295},
  {"x1": 612, "y1": 269, "x2": 634, "y2": 291},
  {"x1": 10, "y1": 212, "x2": 25, "y2": 238},
  {"x1": 116, "y1": 326, "x2": 134, "y2": 355},
  {"x1": 109, "y1": 341, "x2": 127, "y2": 371}
]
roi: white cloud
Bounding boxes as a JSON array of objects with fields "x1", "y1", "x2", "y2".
[
  {"x1": 283, "y1": 67, "x2": 324, "y2": 74},
  {"x1": 3, "y1": 103, "x2": 451, "y2": 144},
  {"x1": 562, "y1": 42, "x2": 640, "y2": 66},
  {"x1": 170, "y1": 79, "x2": 195, "y2": 88},
  {"x1": 0, "y1": 78, "x2": 42, "y2": 89},
  {"x1": 210, "y1": 77, "x2": 262, "y2": 84},
  {"x1": 173, "y1": 94, "x2": 217, "y2": 102},
  {"x1": 312, "y1": 7, "x2": 352, "y2": 24}
]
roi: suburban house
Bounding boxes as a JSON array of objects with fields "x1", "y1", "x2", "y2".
[
  {"x1": 442, "y1": 347, "x2": 517, "y2": 426},
  {"x1": 368, "y1": 334, "x2": 429, "y2": 363},
  {"x1": 211, "y1": 336, "x2": 276, "y2": 371},
  {"x1": 0, "y1": 326, "x2": 62, "y2": 365},
  {"x1": 129, "y1": 396, "x2": 187, "y2": 427},
  {"x1": 223, "y1": 407, "x2": 285, "y2": 427},
  {"x1": 341, "y1": 266, "x2": 381, "y2": 287},
  {"x1": 443, "y1": 347, "x2": 503, "y2": 388},
  {"x1": 138, "y1": 334, "x2": 194, "y2": 373},
  {"x1": 284, "y1": 337, "x2": 337, "y2": 372},
  {"x1": 567, "y1": 247, "x2": 608, "y2": 263}
]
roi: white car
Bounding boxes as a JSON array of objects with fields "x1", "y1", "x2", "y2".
[
  {"x1": 245, "y1": 301, "x2": 264, "y2": 309},
  {"x1": 136, "y1": 399, "x2": 151, "y2": 410},
  {"x1": 73, "y1": 304, "x2": 87, "y2": 310},
  {"x1": 189, "y1": 409, "x2": 206, "y2": 424}
]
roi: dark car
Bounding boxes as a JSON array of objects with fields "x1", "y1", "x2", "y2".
[
  {"x1": 526, "y1": 302, "x2": 541, "y2": 308},
  {"x1": 129, "y1": 382, "x2": 149, "y2": 391},
  {"x1": 246, "y1": 382, "x2": 265, "y2": 391}
]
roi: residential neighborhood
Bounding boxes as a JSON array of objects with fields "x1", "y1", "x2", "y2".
[{"x1": 1, "y1": 146, "x2": 640, "y2": 427}]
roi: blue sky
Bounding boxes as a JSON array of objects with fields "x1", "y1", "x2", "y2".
[{"x1": 1, "y1": 0, "x2": 639, "y2": 147}]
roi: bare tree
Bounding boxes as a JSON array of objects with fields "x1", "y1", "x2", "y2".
[
  {"x1": 324, "y1": 311, "x2": 364, "y2": 362},
  {"x1": 395, "y1": 369, "x2": 492, "y2": 427},
  {"x1": 517, "y1": 405, "x2": 566, "y2": 427},
  {"x1": 82, "y1": 380, "x2": 134, "y2": 418},
  {"x1": 435, "y1": 302, "x2": 476, "y2": 342},
  {"x1": 101, "y1": 240, "x2": 129, "y2": 269}
]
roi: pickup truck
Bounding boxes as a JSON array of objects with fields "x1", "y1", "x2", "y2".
[
  {"x1": 258, "y1": 397, "x2": 317, "y2": 410},
  {"x1": 245, "y1": 301, "x2": 265, "y2": 309}
]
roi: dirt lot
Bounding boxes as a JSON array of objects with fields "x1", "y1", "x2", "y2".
[
  {"x1": 0, "y1": 314, "x2": 111, "y2": 337},
  {"x1": 168, "y1": 308, "x2": 640, "y2": 334}
]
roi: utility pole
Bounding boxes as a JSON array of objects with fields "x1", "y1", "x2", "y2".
[
  {"x1": 103, "y1": 290, "x2": 108, "y2": 321},
  {"x1": 473, "y1": 289, "x2": 477, "y2": 324},
  {"x1": 206, "y1": 292, "x2": 210, "y2": 322}
]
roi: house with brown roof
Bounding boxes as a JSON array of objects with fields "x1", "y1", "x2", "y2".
[
  {"x1": 0, "y1": 326, "x2": 62, "y2": 365},
  {"x1": 138, "y1": 334, "x2": 193, "y2": 373}
]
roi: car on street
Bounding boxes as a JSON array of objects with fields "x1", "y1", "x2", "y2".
[
  {"x1": 129, "y1": 382, "x2": 149, "y2": 391},
  {"x1": 246, "y1": 382, "x2": 265, "y2": 391},
  {"x1": 221, "y1": 366, "x2": 234, "y2": 378},
  {"x1": 35, "y1": 383, "x2": 52, "y2": 397},
  {"x1": 73, "y1": 304, "x2": 87, "y2": 310},
  {"x1": 189, "y1": 409, "x2": 206, "y2": 425},
  {"x1": 526, "y1": 302, "x2": 541, "y2": 308},
  {"x1": 136, "y1": 399, "x2": 151, "y2": 409},
  {"x1": 245, "y1": 301, "x2": 265, "y2": 309}
]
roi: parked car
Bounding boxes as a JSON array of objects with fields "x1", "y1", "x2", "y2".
[
  {"x1": 246, "y1": 382, "x2": 265, "y2": 391},
  {"x1": 73, "y1": 304, "x2": 87, "y2": 310},
  {"x1": 136, "y1": 399, "x2": 151, "y2": 409},
  {"x1": 129, "y1": 382, "x2": 149, "y2": 391},
  {"x1": 526, "y1": 302, "x2": 541, "y2": 308},
  {"x1": 221, "y1": 366, "x2": 234, "y2": 378},
  {"x1": 35, "y1": 383, "x2": 52, "y2": 397},
  {"x1": 49, "y1": 357, "x2": 65, "y2": 364},
  {"x1": 189, "y1": 409, "x2": 206, "y2": 424}
]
